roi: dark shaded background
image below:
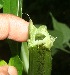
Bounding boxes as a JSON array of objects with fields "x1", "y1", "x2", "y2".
[
  {"x1": 23, "y1": 0, "x2": 70, "y2": 28},
  {"x1": 0, "y1": 0, "x2": 70, "y2": 75},
  {"x1": 23, "y1": 0, "x2": 70, "y2": 75}
]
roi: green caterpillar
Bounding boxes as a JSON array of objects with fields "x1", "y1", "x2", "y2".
[{"x1": 28, "y1": 20, "x2": 55, "y2": 75}]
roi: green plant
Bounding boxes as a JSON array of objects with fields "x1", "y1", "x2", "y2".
[
  {"x1": 0, "y1": 0, "x2": 70, "y2": 75},
  {"x1": 28, "y1": 20, "x2": 55, "y2": 75}
]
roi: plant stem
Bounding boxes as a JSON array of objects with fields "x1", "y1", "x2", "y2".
[{"x1": 28, "y1": 20, "x2": 55, "y2": 75}]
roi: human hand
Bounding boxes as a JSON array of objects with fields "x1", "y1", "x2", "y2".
[{"x1": 0, "y1": 14, "x2": 29, "y2": 75}]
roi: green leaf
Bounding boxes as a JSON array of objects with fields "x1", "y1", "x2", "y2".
[
  {"x1": 18, "y1": 0, "x2": 23, "y2": 17},
  {"x1": 49, "y1": 26, "x2": 70, "y2": 54},
  {"x1": 0, "y1": 59, "x2": 7, "y2": 66},
  {"x1": 50, "y1": 13, "x2": 70, "y2": 47},
  {"x1": 9, "y1": 55, "x2": 23, "y2": 75},
  {"x1": 3, "y1": 0, "x2": 10, "y2": 13},
  {"x1": 21, "y1": 42, "x2": 29, "y2": 73},
  {"x1": 3, "y1": 0, "x2": 23, "y2": 16},
  {"x1": 0, "y1": 0, "x2": 3, "y2": 9},
  {"x1": 3, "y1": 0, "x2": 19, "y2": 15},
  {"x1": 48, "y1": 30, "x2": 64, "y2": 55},
  {"x1": 49, "y1": 30, "x2": 63, "y2": 49}
]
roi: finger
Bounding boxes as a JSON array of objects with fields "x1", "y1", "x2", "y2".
[
  {"x1": 0, "y1": 65, "x2": 9, "y2": 75},
  {"x1": 0, "y1": 65, "x2": 18, "y2": 75},
  {"x1": 8, "y1": 66, "x2": 18, "y2": 75},
  {"x1": 0, "y1": 70, "x2": 9, "y2": 75},
  {"x1": 0, "y1": 14, "x2": 29, "y2": 42},
  {"x1": 0, "y1": 14, "x2": 9, "y2": 40},
  {"x1": 8, "y1": 14, "x2": 29, "y2": 42}
]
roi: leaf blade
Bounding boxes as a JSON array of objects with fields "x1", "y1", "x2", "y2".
[{"x1": 9, "y1": 55, "x2": 23, "y2": 75}]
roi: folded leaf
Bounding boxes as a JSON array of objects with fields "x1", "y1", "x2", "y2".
[{"x1": 0, "y1": 59, "x2": 7, "y2": 66}]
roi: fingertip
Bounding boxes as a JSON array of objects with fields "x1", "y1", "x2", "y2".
[
  {"x1": 8, "y1": 15, "x2": 29, "y2": 42},
  {"x1": 0, "y1": 14, "x2": 29, "y2": 42},
  {"x1": 8, "y1": 66, "x2": 18, "y2": 75}
]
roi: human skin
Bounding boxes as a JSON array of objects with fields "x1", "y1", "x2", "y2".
[
  {"x1": 0, "y1": 14, "x2": 29, "y2": 75},
  {"x1": 0, "y1": 14, "x2": 29, "y2": 42},
  {"x1": 0, "y1": 65, "x2": 18, "y2": 75}
]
